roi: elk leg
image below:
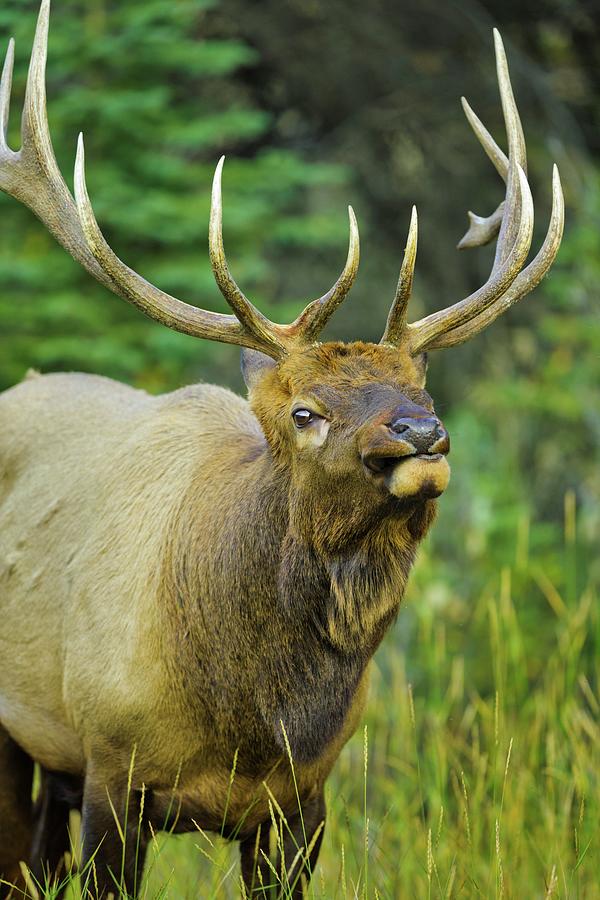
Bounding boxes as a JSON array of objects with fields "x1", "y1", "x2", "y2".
[
  {"x1": 0, "y1": 725, "x2": 34, "y2": 899},
  {"x1": 240, "y1": 821, "x2": 272, "y2": 897},
  {"x1": 277, "y1": 791, "x2": 326, "y2": 899},
  {"x1": 80, "y1": 766, "x2": 147, "y2": 898},
  {"x1": 240, "y1": 791, "x2": 326, "y2": 899},
  {"x1": 29, "y1": 770, "x2": 82, "y2": 893}
]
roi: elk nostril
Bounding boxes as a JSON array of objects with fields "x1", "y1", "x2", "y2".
[
  {"x1": 386, "y1": 415, "x2": 449, "y2": 455},
  {"x1": 389, "y1": 418, "x2": 410, "y2": 435}
]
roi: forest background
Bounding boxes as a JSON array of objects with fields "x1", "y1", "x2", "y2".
[{"x1": 0, "y1": 0, "x2": 598, "y2": 896}]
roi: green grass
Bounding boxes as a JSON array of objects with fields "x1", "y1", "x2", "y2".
[{"x1": 6, "y1": 496, "x2": 599, "y2": 899}]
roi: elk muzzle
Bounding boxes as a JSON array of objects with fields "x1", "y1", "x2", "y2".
[
  {"x1": 387, "y1": 415, "x2": 449, "y2": 456},
  {"x1": 360, "y1": 406, "x2": 450, "y2": 501}
]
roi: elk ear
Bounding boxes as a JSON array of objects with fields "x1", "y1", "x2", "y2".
[{"x1": 241, "y1": 348, "x2": 277, "y2": 391}]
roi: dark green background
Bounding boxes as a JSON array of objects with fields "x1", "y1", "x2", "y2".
[{"x1": 0, "y1": 0, "x2": 598, "y2": 617}]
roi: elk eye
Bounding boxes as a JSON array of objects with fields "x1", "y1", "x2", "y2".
[{"x1": 292, "y1": 408, "x2": 315, "y2": 428}]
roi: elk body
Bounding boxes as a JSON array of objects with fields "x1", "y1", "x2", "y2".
[{"x1": 0, "y1": 3, "x2": 563, "y2": 896}]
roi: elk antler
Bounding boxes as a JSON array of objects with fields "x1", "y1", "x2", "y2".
[
  {"x1": 0, "y1": 2, "x2": 111, "y2": 291},
  {"x1": 0, "y1": 0, "x2": 360, "y2": 361},
  {"x1": 381, "y1": 30, "x2": 564, "y2": 354}
]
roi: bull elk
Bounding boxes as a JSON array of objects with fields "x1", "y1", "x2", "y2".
[{"x1": 0, "y1": 1, "x2": 563, "y2": 896}]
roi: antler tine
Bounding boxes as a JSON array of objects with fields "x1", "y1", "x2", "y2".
[
  {"x1": 457, "y1": 203, "x2": 505, "y2": 250},
  {"x1": 429, "y1": 164, "x2": 564, "y2": 349},
  {"x1": 492, "y1": 29, "x2": 527, "y2": 272},
  {"x1": 406, "y1": 163, "x2": 534, "y2": 354},
  {"x1": 288, "y1": 206, "x2": 360, "y2": 343},
  {"x1": 457, "y1": 31, "x2": 526, "y2": 254},
  {"x1": 461, "y1": 97, "x2": 508, "y2": 181},
  {"x1": 0, "y1": 38, "x2": 15, "y2": 151},
  {"x1": 0, "y1": 0, "x2": 114, "y2": 288},
  {"x1": 74, "y1": 137, "x2": 289, "y2": 357},
  {"x1": 403, "y1": 30, "x2": 538, "y2": 356},
  {"x1": 380, "y1": 206, "x2": 418, "y2": 345},
  {"x1": 209, "y1": 157, "x2": 289, "y2": 355},
  {"x1": 457, "y1": 98, "x2": 507, "y2": 250},
  {"x1": 22, "y1": 0, "x2": 51, "y2": 164}
]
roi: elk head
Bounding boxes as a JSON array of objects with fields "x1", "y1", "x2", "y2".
[{"x1": 0, "y1": 2, "x2": 564, "y2": 537}]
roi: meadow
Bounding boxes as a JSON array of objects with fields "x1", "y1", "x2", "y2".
[{"x1": 8, "y1": 478, "x2": 597, "y2": 900}]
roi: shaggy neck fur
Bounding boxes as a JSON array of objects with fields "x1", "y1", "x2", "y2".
[{"x1": 166, "y1": 447, "x2": 436, "y2": 764}]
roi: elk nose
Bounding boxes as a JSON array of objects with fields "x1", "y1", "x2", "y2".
[{"x1": 388, "y1": 416, "x2": 450, "y2": 455}]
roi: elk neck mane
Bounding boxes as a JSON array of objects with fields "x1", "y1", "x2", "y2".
[{"x1": 159, "y1": 434, "x2": 437, "y2": 762}]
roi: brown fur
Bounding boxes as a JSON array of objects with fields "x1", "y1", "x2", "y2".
[{"x1": 0, "y1": 341, "x2": 447, "y2": 894}]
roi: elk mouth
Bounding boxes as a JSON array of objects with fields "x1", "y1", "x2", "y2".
[
  {"x1": 363, "y1": 451, "x2": 450, "y2": 500},
  {"x1": 364, "y1": 451, "x2": 443, "y2": 476}
]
